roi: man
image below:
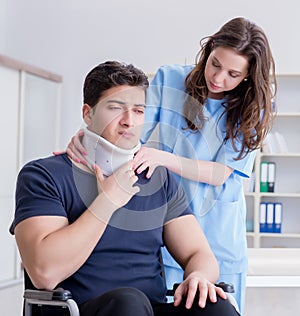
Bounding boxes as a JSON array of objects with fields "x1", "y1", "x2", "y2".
[{"x1": 10, "y1": 61, "x2": 238, "y2": 316}]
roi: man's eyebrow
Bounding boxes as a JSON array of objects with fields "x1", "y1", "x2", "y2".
[
  {"x1": 134, "y1": 103, "x2": 146, "y2": 108},
  {"x1": 106, "y1": 100, "x2": 146, "y2": 107},
  {"x1": 106, "y1": 99, "x2": 126, "y2": 105}
]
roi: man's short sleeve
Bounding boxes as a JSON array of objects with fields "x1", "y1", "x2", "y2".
[{"x1": 10, "y1": 160, "x2": 67, "y2": 234}]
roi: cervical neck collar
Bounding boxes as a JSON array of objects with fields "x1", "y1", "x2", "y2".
[{"x1": 82, "y1": 128, "x2": 141, "y2": 176}]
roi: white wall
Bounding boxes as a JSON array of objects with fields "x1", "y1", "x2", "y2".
[
  {"x1": 0, "y1": 0, "x2": 7, "y2": 52},
  {"x1": 2, "y1": 0, "x2": 299, "y2": 147}
]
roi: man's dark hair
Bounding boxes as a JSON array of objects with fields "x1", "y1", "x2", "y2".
[{"x1": 83, "y1": 61, "x2": 149, "y2": 108}]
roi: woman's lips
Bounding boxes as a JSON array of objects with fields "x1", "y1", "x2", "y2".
[{"x1": 209, "y1": 81, "x2": 221, "y2": 90}]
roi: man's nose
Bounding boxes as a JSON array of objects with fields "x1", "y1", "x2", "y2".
[{"x1": 120, "y1": 110, "x2": 134, "y2": 127}]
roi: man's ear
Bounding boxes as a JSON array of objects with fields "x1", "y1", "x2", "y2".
[{"x1": 82, "y1": 104, "x2": 92, "y2": 124}]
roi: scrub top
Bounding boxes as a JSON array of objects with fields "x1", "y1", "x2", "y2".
[{"x1": 142, "y1": 64, "x2": 257, "y2": 278}]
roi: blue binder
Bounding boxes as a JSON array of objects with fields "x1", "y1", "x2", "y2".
[
  {"x1": 259, "y1": 202, "x2": 267, "y2": 233},
  {"x1": 273, "y1": 202, "x2": 282, "y2": 233},
  {"x1": 266, "y1": 203, "x2": 274, "y2": 232}
]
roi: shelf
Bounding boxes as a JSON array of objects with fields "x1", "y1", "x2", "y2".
[
  {"x1": 246, "y1": 191, "x2": 300, "y2": 198},
  {"x1": 259, "y1": 233, "x2": 300, "y2": 238},
  {"x1": 245, "y1": 74, "x2": 300, "y2": 250},
  {"x1": 247, "y1": 231, "x2": 300, "y2": 240},
  {"x1": 276, "y1": 112, "x2": 300, "y2": 117},
  {"x1": 258, "y1": 193, "x2": 300, "y2": 198},
  {"x1": 261, "y1": 153, "x2": 300, "y2": 158}
]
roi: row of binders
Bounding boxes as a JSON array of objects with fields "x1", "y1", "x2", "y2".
[
  {"x1": 260, "y1": 162, "x2": 276, "y2": 192},
  {"x1": 259, "y1": 202, "x2": 282, "y2": 233}
]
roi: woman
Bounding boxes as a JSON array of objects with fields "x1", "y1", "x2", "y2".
[{"x1": 64, "y1": 17, "x2": 276, "y2": 315}]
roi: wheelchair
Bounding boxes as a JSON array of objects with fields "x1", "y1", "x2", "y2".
[{"x1": 23, "y1": 270, "x2": 239, "y2": 316}]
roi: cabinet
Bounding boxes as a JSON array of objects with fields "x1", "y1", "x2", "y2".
[
  {"x1": 245, "y1": 75, "x2": 300, "y2": 249},
  {"x1": 0, "y1": 65, "x2": 20, "y2": 285},
  {"x1": 0, "y1": 55, "x2": 62, "y2": 288}
]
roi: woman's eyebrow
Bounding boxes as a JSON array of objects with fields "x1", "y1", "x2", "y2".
[{"x1": 212, "y1": 56, "x2": 243, "y2": 75}]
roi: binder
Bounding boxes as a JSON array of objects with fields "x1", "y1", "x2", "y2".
[
  {"x1": 260, "y1": 162, "x2": 268, "y2": 192},
  {"x1": 259, "y1": 202, "x2": 267, "y2": 232},
  {"x1": 266, "y1": 203, "x2": 274, "y2": 232},
  {"x1": 273, "y1": 202, "x2": 282, "y2": 233},
  {"x1": 267, "y1": 162, "x2": 276, "y2": 192}
]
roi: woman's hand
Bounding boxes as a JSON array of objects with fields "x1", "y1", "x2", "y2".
[
  {"x1": 173, "y1": 272, "x2": 227, "y2": 309},
  {"x1": 66, "y1": 129, "x2": 88, "y2": 165},
  {"x1": 133, "y1": 147, "x2": 168, "y2": 178}
]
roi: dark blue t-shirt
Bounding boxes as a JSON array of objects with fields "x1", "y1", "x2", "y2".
[{"x1": 10, "y1": 154, "x2": 192, "y2": 305}]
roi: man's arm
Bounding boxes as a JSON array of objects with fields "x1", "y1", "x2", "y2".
[
  {"x1": 163, "y1": 214, "x2": 227, "y2": 309},
  {"x1": 15, "y1": 162, "x2": 139, "y2": 290}
]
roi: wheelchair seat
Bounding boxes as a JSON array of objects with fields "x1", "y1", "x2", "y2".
[{"x1": 23, "y1": 280, "x2": 239, "y2": 316}]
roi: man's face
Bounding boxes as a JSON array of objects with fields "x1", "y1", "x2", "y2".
[{"x1": 83, "y1": 85, "x2": 146, "y2": 149}]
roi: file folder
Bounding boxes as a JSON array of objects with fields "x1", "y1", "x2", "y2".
[
  {"x1": 259, "y1": 202, "x2": 267, "y2": 232},
  {"x1": 266, "y1": 203, "x2": 274, "y2": 232},
  {"x1": 273, "y1": 202, "x2": 282, "y2": 233},
  {"x1": 260, "y1": 162, "x2": 268, "y2": 192},
  {"x1": 267, "y1": 162, "x2": 276, "y2": 192}
]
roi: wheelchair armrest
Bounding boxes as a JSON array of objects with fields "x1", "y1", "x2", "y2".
[
  {"x1": 166, "y1": 281, "x2": 235, "y2": 296},
  {"x1": 215, "y1": 282, "x2": 235, "y2": 293},
  {"x1": 23, "y1": 288, "x2": 80, "y2": 316},
  {"x1": 24, "y1": 288, "x2": 73, "y2": 301}
]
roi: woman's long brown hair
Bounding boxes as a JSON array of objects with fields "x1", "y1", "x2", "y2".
[{"x1": 183, "y1": 17, "x2": 277, "y2": 160}]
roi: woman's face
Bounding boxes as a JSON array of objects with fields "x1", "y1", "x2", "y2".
[{"x1": 204, "y1": 46, "x2": 249, "y2": 99}]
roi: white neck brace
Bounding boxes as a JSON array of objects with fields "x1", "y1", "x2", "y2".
[{"x1": 82, "y1": 128, "x2": 141, "y2": 176}]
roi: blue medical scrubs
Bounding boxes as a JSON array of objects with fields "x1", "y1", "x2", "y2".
[{"x1": 142, "y1": 64, "x2": 257, "y2": 314}]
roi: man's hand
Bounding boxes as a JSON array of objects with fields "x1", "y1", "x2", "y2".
[
  {"x1": 173, "y1": 272, "x2": 227, "y2": 309},
  {"x1": 94, "y1": 160, "x2": 140, "y2": 208}
]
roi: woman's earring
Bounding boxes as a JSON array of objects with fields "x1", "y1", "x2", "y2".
[{"x1": 244, "y1": 78, "x2": 248, "y2": 81}]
